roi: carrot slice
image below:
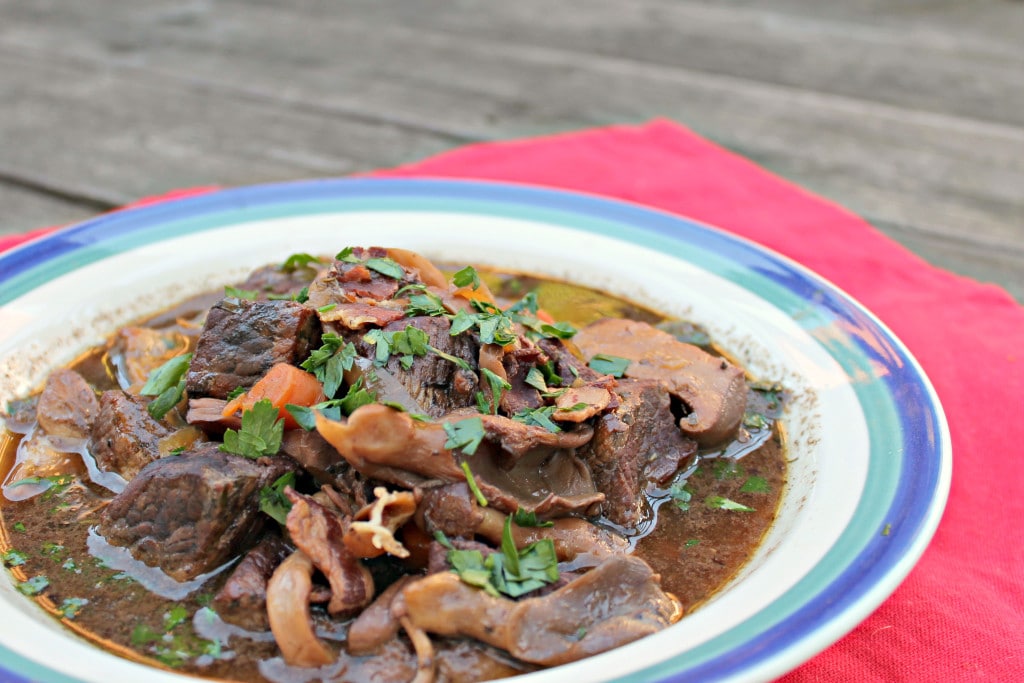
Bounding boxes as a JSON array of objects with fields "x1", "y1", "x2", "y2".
[{"x1": 223, "y1": 363, "x2": 325, "y2": 429}]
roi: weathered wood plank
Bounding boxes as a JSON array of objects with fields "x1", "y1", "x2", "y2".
[
  {"x1": 0, "y1": 182, "x2": 101, "y2": 237},
  {"x1": 1, "y1": 3, "x2": 1020, "y2": 242}
]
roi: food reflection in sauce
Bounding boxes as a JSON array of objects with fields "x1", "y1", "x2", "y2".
[{"x1": 0, "y1": 247, "x2": 786, "y2": 683}]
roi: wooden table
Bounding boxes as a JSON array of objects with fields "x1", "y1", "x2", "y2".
[{"x1": 2, "y1": 0, "x2": 1022, "y2": 301}]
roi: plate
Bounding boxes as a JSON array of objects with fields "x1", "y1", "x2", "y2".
[{"x1": 0, "y1": 178, "x2": 951, "y2": 683}]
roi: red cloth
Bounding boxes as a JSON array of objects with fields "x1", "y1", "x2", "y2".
[{"x1": 4, "y1": 120, "x2": 1022, "y2": 680}]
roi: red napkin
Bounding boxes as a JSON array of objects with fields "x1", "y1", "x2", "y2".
[{"x1": 4, "y1": 120, "x2": 1022, "y2": 681}]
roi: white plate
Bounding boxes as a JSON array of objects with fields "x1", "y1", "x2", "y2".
[{"x1": 0, "y1": 178, "x2": 951, "y2": 683}]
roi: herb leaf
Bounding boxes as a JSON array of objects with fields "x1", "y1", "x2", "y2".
[
  {"x1": 588, "y1": 353, "x2": 630, "y2": 378},
  {"x1": 704, "y1": 496, "x2": 755, "y2": 512},
  {"x1": 220, "y1": 399, "x2": 284, "y2": 458},
  {"x1": 511, "y1": 508, "x2": 554, "y2": 528},
  {"x1": 740, "y1": 476, "x2": 770, "y2": 493},
  {"x1": 443, "y1": 417, "x2": 486, "y2": 455},
  {"x1": 364, "y1": 257, "x2": 404, "y2": 280},
  {"x1": 140, "y1": 353, "x2": 192, "y2": 397},
  {"x1": 300, "y1": 335, "x2": 355, "y2": 398},
  {"x1": 259, "y1": 471, "x2": 296, "y2": 525},
  {"x1": 224, "y1": 285, "x2": 259, "y2": 300},
  {"x1": 511, "y1": 405, "x2": 561, "y2": 433},
  {"x1": 451, "y1": 266, "x2": 481, "y2": 290},
  {"x1": 480, "y1": 368, "x2": 511, "y2": 415},
  {"x1": 280, "y1": 253, "x2": 323, "y2": 273},
  {"x1": 461, "y1": 461, "x2": 489, "y2": 507}
]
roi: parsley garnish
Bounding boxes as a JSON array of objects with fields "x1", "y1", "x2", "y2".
[
  {"x1": 443, "y1": 417, "x2": 486, "y2": 455},
  {"x1": 447, "y1": 517, "x2": 559, "y2": 598},
  {"x1": 259, "y1": 471, "x2": 296, "y2": 525},
  {"x1": 3, "y1": 549, "x2": 27, "y2": 566},
  {"x1": 300, "y1": 334, "x2": 356, "y2": 397},
  {"x1": 140, "y1": 353, "x2": 192, "y2": 420},
  {"x1": 470, "y1": 301, "x2": 517, "y2": 346},
  {"x1": 17, "y1": 575, "x2": 49, "y2": 596},
  {"x1": 460, "y1": 461, "x2": 489, "y2": 507},
  {"x1": 364, "y1": 257, "x2": 404, "y2": 280},
  {"x1": 511, "y1": 405, "x2": 561, "y2": 433},
  {"x1": 740, "y1": 476, "x2": 770, "y2": 493},
  {"x1": 428, "y1": 345, "x2": 473, "y2": 371},
  {"x1": 336, "y1": 247, "x2": 360, "y2": 263},
  {"x1": 480, "y1": 368, "x2": 511, "y2": 415},
  {"x1": 743, "y1": 412, "x2": 770, "y2": 430},
  {"x1": 451, "y1": 266, "x2": 481, "y2": 290},
  {"x1": 705, "y1": 496, "x2": 755, "y2": 512},
  {"x1": 224, "y1": 285, "x2": 259, "y2": 300},
  {"x1": 220, "y1": 399, "x2": 283, "y2": 458},
  {"x1": 58, "y1": 597, "x2": 88, "y2": 619},
  {"x1": 669, "y1": 482, "x2": 693, "y2": 511},
  {"x1": 588, "y1": 353, "x2": 630, "y2": 378},
  {"x1": 684, "y1": 539, "x2": 701, "y2": 548},
  {"x1": 280, "y1": 253, "x2": 323, "y2": 273},
  {"x1": 406, "y1": 291, "x2": 448, "y2": 317},
  {"x1": 512, "y1": 508, "x2": 554, "y2": 528},
  {"x1": 226, "y1": 386, "x2": 246, "y2": 401},
  {"x1": 524, "y1": 367, "x2": 548, "y2": 392},
  {"x1": 6, "y1": 473, "x2": 73, "y2": 495}
]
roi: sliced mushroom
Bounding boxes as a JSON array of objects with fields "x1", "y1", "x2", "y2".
[
  {"x1": 574, "y1": 318, "x2": 747, "y2": 446},
  {"x1": 344, "y1": 486, "x2": 417, "y2": 559},
  {"x1": 266, "y1": 550, "x2": 335, "y2": 668},
  {"x1": 285, "y1": 488, "x2": 374, "y2": 616}
]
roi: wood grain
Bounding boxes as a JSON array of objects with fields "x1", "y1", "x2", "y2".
[{"x1": 0, "y1": 0, "x2": 1020, "y2": 299}]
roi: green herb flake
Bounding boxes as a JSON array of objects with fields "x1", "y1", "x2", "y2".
[
  {"x1": 62, "y1": 558, "x2": 78, "y2": 571},
  {"x1": 882, "y1": 523, "x2": 892, "y2": 537},
  {"x1": 481, "y1": 368, "x2": 511, "y2": 415},
  {"x1": 406, "y1": 291, "x2": 448, "y2": 317},
  {"x1": 461, "y1": 461, "x2": 489, "y2": 507},
  {"x1": 451, "y1": 266, "x2": 481, "y2": 290},
  {"x1": 58, "y1": 597, "x2": 88, "y2": 619},
  {"x1": 363, "y1": 329, "x2": 393, "y2": 366},
  {"x1": 524, "y1": 367, "x2": 548, "y2": 392},
  {"x1": 259, "y1": 471, "x2": 296, "y2": 525},
  {"x1": 12, "y1": 522, "x2": 25, "y2": 533},
  {"x1": 316, "y1": 303, "x2": 337, "y2": 313},
  {"x1": 743, "y1": 412, "x2": 770, "y2": 430},
  {"x1": 42, "y1": 542, "x2": 64, "y2": 556},
  {"x1": 336, "y1": 246, "x2": 360, "y2": 263},
  {"x1": 684, "y1": 539, "x2": 701, "y2": 548},
  {"x1": 669, "y1": 482, "x2": 693, "y2": 511},
  {"x1": 443, "y1": 417, "x2": 486, "y2": 456},
  {"x1": 365, "y1": 257, "x2": 404, "y2": 280},
  {"x1": 588, "y1": 353, "x2": 631, "y2": 378},
  {"x1": 712, "y1": 458, "x2": 744, "y2": 480},
  {"x1": 220, "y1": 399, "x2": 284, "y2": 458},
  {"x1": 223, "y1": 285, "x2": 259, "y2": 300},
  {"x1": 433, "y1": 530, "x2": 455, "y2": 550},
  {"x1": 3, "y1": 549, "x2": 27, "y2": 566},
  {"x1": 539, "y1": 321, "x2": 577, "y2": 339},
  {"x1": 740, "y1": 476, "x2": 770, "y2": 493},
  {"x1": 511, "y1": 405, "x2": 561, "y2": 433},
  {"x1": 705, "y1": 496, "x2": 755, "y2": 512},
  {"x1": 131, "y1": 623, "x2": 161, "y2": 646},
  {"x1": 17, "y1": 575, "x2": 49, "y2": 596},
  {"x1": 140, "y1": 353, "x2": 192, "y2": 396},
  {"x1": 300, "y1": 334, "x2": 356, "y2": 398},
  {"x1": 164, "y1": 604, "x2": 190, "y2": 631},
  {"x1": 447, "y1": 526, "x2": 559, "y2": 599},
  {"x1": 279, "y1": 253, "x2": 323, "y2": 273},
  {"x1": 512, "y1": 508, "x2": 554, "y2": 528},
  {"x1": 194, "y1": 593, "x2": 214, "y2": 607},
  {"x1": 226, "y1": 386, "x2": 246, "y2": 401},
  {"x1": 428, "y1": 345, "x2": 473, "y2": 371}
]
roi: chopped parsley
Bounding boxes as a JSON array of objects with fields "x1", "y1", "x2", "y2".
[
  {"x1": 743, "y1": 412, "x2": 770, "y2": 430},
  {"x1": 443, "y1": 417, "x2": 486, "y2": 455},
  {"x1": 705, "y1": 496, "x2": 755, "y2": 512},
  {"x1": 300, "y1": 334, "x2": 356, "y2": 397},
  {"x1": 511, "y1": 405, "x2": 561, "y2": 433},
  {"x1": 512, "y1": 508, "x2": 554, "y2": 528},
  {"x1": 460, "y1": 461, "x2": 489, "y2": 507},
  {"x1": 480, "y1": 368, "x2": 511, "y2": 415},
  {"x1": 669, "y1": 482, "x2": 693, "y2": 511},
  {"x1": 3, "y1": 549, "x2": 27, "y2": 567},
  {"x1": 226, "y1": 386, "x2": 246, "y2": 401},
  {"x1": 220, "y1": 399, "x2": 283, "y2": 458},
  {"x1": 12, "y1": 522, "x2": 26, "y2": 533},
  {"x1": 740, "y1": 476, "x2": 770, "y2": 493},
  {"x1": 259, "y1": 471, "x2": 296, "y2": 525},
  {"x1": 524, "y1": 367, "x2": 548, "y2": 392},
  {"x1": 223, "y1": 285, "x2": 259, "y2": 300},
  {"x1": 140, "y1": 353, "x2": 192, "y2": 420},
  {"x1": 588, "y1": 353, "x2": 630, "y2": 378},
  {"x1": 712, "y1": 458, "x2": 744, "y2": 480},
  {"x1": 451, "y1": 266, "x2": 481, "y2": 290},
  {"x1": 164, "y1": 605, "x2": 190, "y2": 631},
  {"x1": 684, "y1": 539, "x2": 701, "y2": 548},
  {"x1": 6, "y1": 473, "x2": 74, "y2": 495},
  {"x1": 279, "y1": 252, "x2": 323, "y2": 273},
  {"x1": 405, "y1": 291, "x2": 447, "y2": 317},
  {"x1": 447, "y1": 516, "x2": 559, "y2": 599},
  {"x1": 17, "y1": 575, "x2": 49, "y2": 596},
  {"x1": 58, "y1": 597, "x2": 88, "y2": 619},
  {"x1": 364, "y1": 257, "x2": 404, "y2": 279}
]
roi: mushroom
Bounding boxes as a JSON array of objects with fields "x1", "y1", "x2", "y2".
[
  {"x1": 573, "y1": 318, "x2": 747, "y2": 446},
  {"x1": 284, "y1": 488, "x2": 375, "y2": 616},
  {"x1": 343, "y1": 487, "x2": 417, "y2": 559},
  {"x1": 265, "y1": 550, "x2": 335, "y2": 668}
]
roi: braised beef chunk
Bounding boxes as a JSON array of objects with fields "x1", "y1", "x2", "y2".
[
  {"x1": 185, "y1": 299, "x2": 321, "y2": 400},
  {"x1": 415, "y1": 483, "x2": 484, "y2": 540},
  {"x1": 582, "y1": 378, "x2": 697, "y2": 526},
  {"x1": 367, "y1": 316, "x2": 478, "y2": 417},
  {"x1": 98, "y1": 444, "x2": 296, "y2": 581},
  {"x1": 213, "y1": 533, "x2": 292, "y2": 631},
  {"x1": 536, "y1": 337, "x2": 604, "y2": 385},
  {"x1": 36, "y1": 368, "x2": 99, "y2": 440},
  {"x1": 500, "y1": 347, "x2": 543, "y2": 414},
  {"x1": 89, "y1": 390, "x2": 171, "y2": 480}
]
